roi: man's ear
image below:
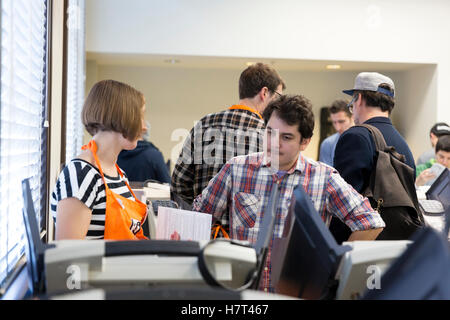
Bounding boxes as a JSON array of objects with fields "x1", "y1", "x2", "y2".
[
  {"x1": 299, "y1": 137, "x2": 311, "y2": 151},
  {"x1": 259, "y1": 86, "x2": 269, "y2": 101}
]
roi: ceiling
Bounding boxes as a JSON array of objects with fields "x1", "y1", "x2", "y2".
[{"x1": 86, "y1": 52, "x2": 431, "y2": 72}]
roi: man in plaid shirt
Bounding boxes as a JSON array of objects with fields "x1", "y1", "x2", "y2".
[
  {"x1": 171, "y1": 63, "x2": 285, "y2": 205},
  {"x1": 193, "y1": 95, "x2": 385, "y2": 293}
]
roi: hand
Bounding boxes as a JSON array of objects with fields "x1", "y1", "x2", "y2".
[
  {"x1": 170, "y1": 230, "x2": 181, "y2": 240},
  {"x1": 415, "y1": 168, "x2": 436, "y2": 187}
]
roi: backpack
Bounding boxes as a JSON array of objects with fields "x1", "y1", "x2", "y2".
[{"x1": 358, "y1": 124, "x2": 425, "y2": 240}]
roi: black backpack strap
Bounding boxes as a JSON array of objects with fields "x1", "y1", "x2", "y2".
[{"x1": 356, "y1": 124, "x2": 406, "y2": 163}]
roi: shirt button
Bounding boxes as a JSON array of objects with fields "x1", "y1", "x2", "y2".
[
  {"x1": 264, "y1": 267, "x2": 268, "y2": 271},
  {"x1": 264, "y1": 288, "x2": 268, "y2": 292}
]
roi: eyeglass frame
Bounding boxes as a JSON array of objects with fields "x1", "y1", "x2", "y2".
[
  {"x1": 271, "y1": 90, "x2": 282, "y2": 98},
  {"x1": 347, "y1": 94, "x2": 358, "y2": 114}
]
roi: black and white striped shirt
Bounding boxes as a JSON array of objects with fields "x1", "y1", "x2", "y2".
[{"x1": 51, "y1": 159, "x2": 133, "y2": 239}]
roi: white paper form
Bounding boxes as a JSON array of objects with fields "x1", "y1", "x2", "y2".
[{"x1": 156, "y1": 207, "x2": 212, "y2": 241}]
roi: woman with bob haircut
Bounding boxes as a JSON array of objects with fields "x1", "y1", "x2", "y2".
[{"x1": 51, "y1": 79, "x2": 151, "y2": 240}]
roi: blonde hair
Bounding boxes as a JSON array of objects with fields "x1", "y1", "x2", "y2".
[{"x1": 82, "y1": 80, "x2": 145, "y2": 140}]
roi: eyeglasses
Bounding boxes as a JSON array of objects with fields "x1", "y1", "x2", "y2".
[
  {"x1": 347, "y1": 94, "x2": 358, "y2": 114},
  {"x1": 272, "y1": 90, "x2": 282, "y2": 98}
]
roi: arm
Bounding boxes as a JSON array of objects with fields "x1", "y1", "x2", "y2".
[
  {"x1": 326, "y1": 170, "x2": 385, "y2": 241},
  {"x1": 52, "y1": 160, "x2": 101, "y2": 240},
  {"x1": 334, "y1": 130, "x2": 375, "y2": 193},
  {"x1": 415, "y1": 168, "x2": 436, "y2": 187},
  {"x1": 192, "y1": 162, "x2": 232, "y2": 224},
  {"x1": 55, "y1": 198, "x2": 92, "y2": 240}
]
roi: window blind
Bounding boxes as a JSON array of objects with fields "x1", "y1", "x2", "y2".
[
  {"x1": 65, "y1": 0, "x2": 85, "y2": 163},
  {"x1": 0, "y1": 0, "x2": 48, "y2": 290}
]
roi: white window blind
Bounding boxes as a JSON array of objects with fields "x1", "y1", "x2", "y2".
[
  {"x1": 0, "y1": 0, "x2": 47, "y2": 290},
  {"x1": 65, "y1": 0, "x2": 85, "y2": 162}
]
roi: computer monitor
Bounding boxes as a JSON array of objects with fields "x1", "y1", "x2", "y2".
[
  {"x1": 21, "y1": 178, "x2": 53, "y2": 295},
  {"x1": 426, "y1": 168, "x2": 450, "y2": 209},
  {"x1": 250, "y1": 182, "x2": 280, "y2": 290},
  {"x1": 362, "y1": 222, "x2": 450, "y2": 300},
  {"x1": 272, "y1": 185, "x2": 351, "y2": 299}
]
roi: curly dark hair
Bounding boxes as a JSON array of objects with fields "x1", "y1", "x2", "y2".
[{"x1": 262, "y1": 94, "x2": 315, "y2": 142}]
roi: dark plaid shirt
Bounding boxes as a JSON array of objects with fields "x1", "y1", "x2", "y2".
[{"x1": 171, "y1": 106, "x2": 265, "y2": 205}]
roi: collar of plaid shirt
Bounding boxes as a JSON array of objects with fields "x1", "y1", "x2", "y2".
[
  {"x1": 228, "y1": 104, "x2": 263, "y2": 120},
  {"x1": 261, "y1": 152, "x2": 304, "y2": 180}
]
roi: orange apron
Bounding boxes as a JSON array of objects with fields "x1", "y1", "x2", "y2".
[{"x1": 82, "y1": 140, "x2": 148, "y2": 240}]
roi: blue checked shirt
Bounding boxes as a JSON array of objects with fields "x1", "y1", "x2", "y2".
[{"x1": 193, "y1": 152, "x2": 385, "y2": 292}]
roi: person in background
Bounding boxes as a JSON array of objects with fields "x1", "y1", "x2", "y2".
[
  {"x1": 192, "y1": 95, "x2": 384, "y2": 293},
  {"x1": 171, "y1": 62, "x2": 285, "y2": 205},
  {"x1": 415, "y1": 135, "x2": 450, "y2": 186},
  {"x1": 416, "y1": 122, "x2": 450, "y2": 166},
  {"x1": 331, "y1": 72, "x2": 416, "y2": 244},
  {"x1": 117, "y1": 121, "x2": 171, "y2": 184},
  {"x1": 51, "y1": 80, "x2": 178, "y2": 240},
  {"x1": 319, "y1": 99, "x2": 354, "y2": 166}
]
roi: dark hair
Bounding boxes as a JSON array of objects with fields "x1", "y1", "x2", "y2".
[
  {"x1": 239, "y1": 63, "x2": 286, "y2": 99},
  {"x1": 354, "y1": 83, "x2": 395, "y2": 113},
  {"x1": 430, "y1": 122, "x2": 450, "y2": 138},
  {"x1": 82, "y1": 79, "x2": 145, "y2": 140},
  {"x1": 262, "y1": 94, "x2": 314, "y2": 141},
  {"x1": 436, "y1": 135, "x2": 450, "y2": 153},
  {"x1": 329, "y1": 99, "x2": 351, "y2": 117}
]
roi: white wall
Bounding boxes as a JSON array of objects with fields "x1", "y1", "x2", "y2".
[
  {"x1": 85, "y1": 0, "x2": 450, "y2": 124},
  {"x1": 392, "y1": 65, "x2": 438, "y2": 157},
  {"x1": 94, "y1": 64, "x2": 238, "y2": 167},
  {"x1": 85, "y1": 0, "x2": 449, "y2": 169}
]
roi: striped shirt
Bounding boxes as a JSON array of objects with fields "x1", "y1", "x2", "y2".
[
  {"x1": 192, "y1": 152, "x2": 385, "y2": 292},
  {"x1": 50, "y1": 159, "x2": 133, "y2": 239},
  {"x1": 171, "y1": 107, "x2": 265, "y2": 205}
]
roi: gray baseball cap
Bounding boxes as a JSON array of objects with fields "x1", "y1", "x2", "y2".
[{"x1": 343, "y1": 72, "x2": 395, "y2": 97}]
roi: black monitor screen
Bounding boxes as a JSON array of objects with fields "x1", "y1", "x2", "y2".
[
  {"x1": 426, "y1": 168, "x2": 450, "y2": 209},
  {"x1": 271, "y1": 185, "x2": 351, "y2": 299},
  {"x1": 21, "y1": 179, "x2": 48, "y2": 295}
]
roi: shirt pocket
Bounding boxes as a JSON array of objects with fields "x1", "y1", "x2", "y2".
[{"x1": 233, "y1": 192, "x2": 261, "y2": 229}]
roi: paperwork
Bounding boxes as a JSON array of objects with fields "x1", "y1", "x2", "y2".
[{"x1": 156, "y1": 207, "x2": 212, "y2": 241}]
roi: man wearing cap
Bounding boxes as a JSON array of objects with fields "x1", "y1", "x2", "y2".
[
  {"x1": 416, "y1": 122, "x2": 450, "y2": 166},
  {"x1": 329, "y1": 72, "x2": 416, "y2": 243}
]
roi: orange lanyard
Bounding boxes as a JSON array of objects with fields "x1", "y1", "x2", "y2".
[{"x1": 228, "y1": 105, "x2": 263, "y2": 120}]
